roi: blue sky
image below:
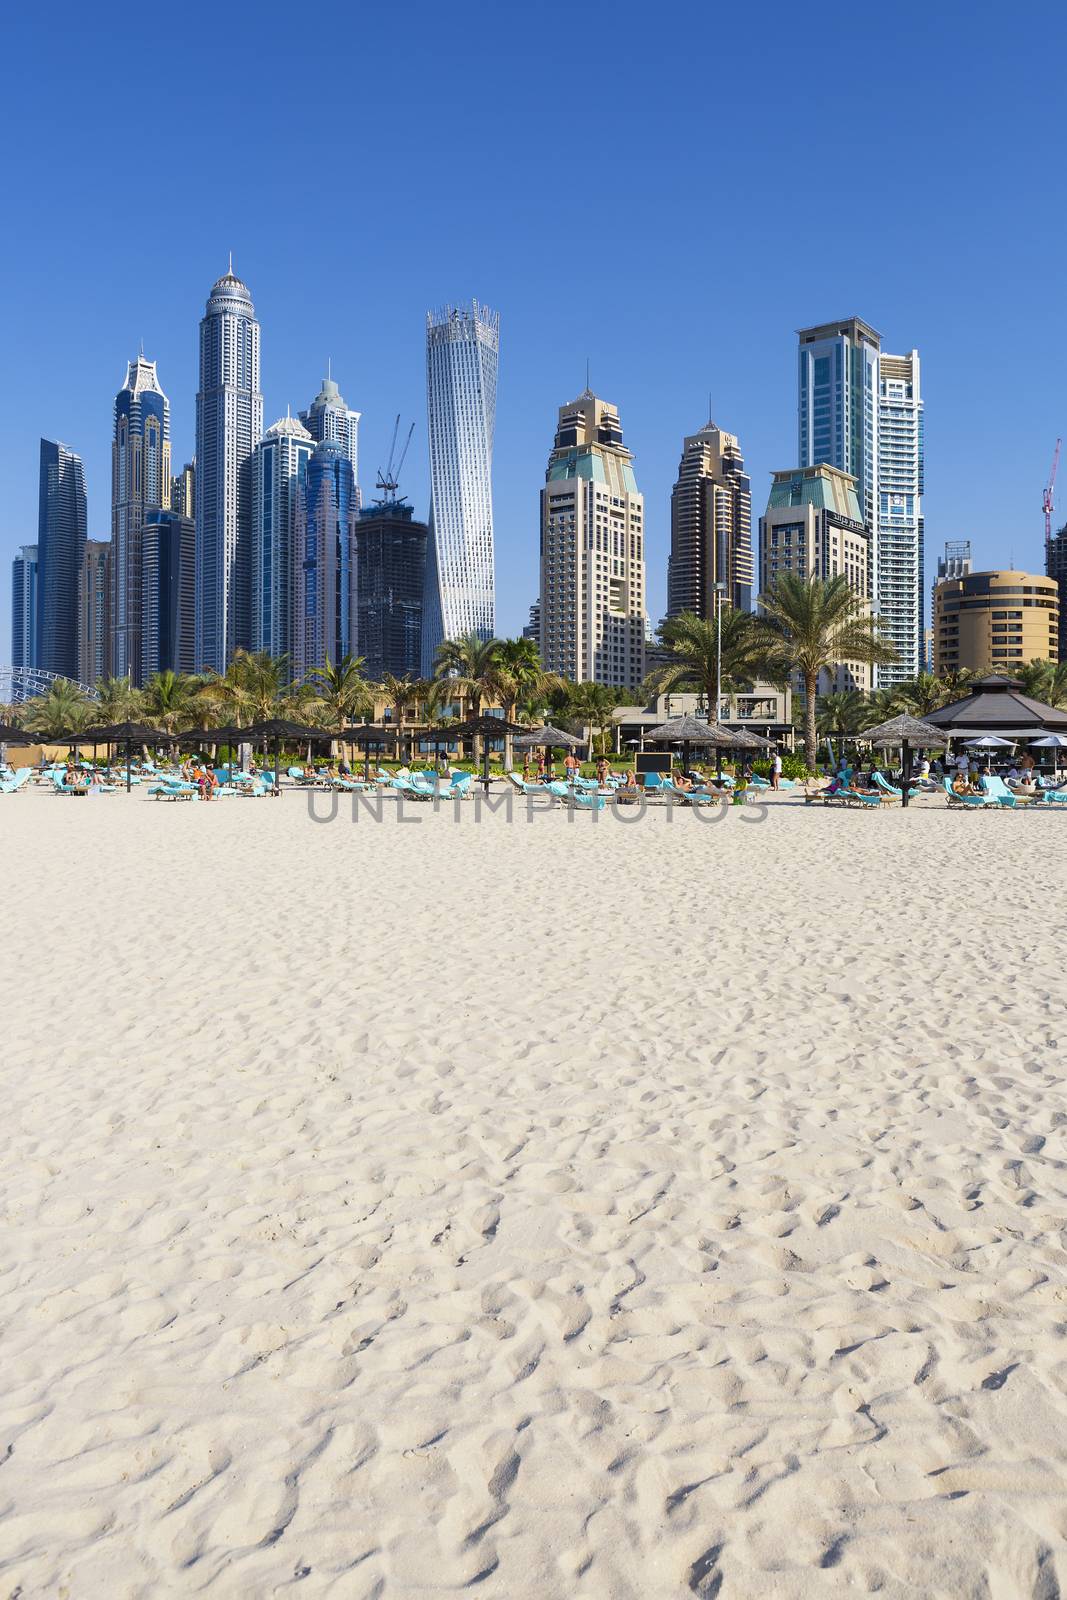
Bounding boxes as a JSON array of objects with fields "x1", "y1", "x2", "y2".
[{"x1": 2, "y1": 0, "x2": 1065, "y2": 662}]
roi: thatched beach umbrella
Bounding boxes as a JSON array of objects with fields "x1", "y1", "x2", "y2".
[
  {"x1": 447, "y1": 714, "x2": 525, "y2": 792},
  {"x1": 513, "y1": 724, "x2": 581, "y2": 777},
  {"x1": 864, "y1": 714, "x2": 945, "y2": 809},
  {"x1": 644, "y1": 714, "x2": 741, "y2": 776},
  {"x1": 243, "y1": 718, "x2": 334, "y2": 794},
  {"x1": 348, "y1": 723, "x2": 401, "y2": 782},
  {"x1": 80, "y1": 721, "x2": 166, "y2": 792}
]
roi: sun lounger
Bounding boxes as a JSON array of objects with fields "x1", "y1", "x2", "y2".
[
  {"x1": 943, "y1": 777, "x2": 997, "y2": 808},
  {"x1": 979, "y1": 775, "x2": 1022, "y2": 808},
  {"x1": 0, "y1": 768, "x2": 32, "y2": 795}
]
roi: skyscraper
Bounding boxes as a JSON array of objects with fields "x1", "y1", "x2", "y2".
[
  {"x1": 797, "y1": 318, "x2": 881, "y2": 531},
  {"x1": 422, "y1": 301, "x2": 498, "y2": 672},
  {"x1": 758, "y1": 463, "x2": 872, "y2": 692},
  {"x1": 797, "y1": 319, "x2": 924, "y2": 686},
  {"x1": 354, "y1": 500, "x2": 428, "y2": 682},
  {"x1": 300, "y1": 368, "x2": 360, "y2": 494},
  {"x1": 195, "y1": 261, "x2": 262, "y2": 672},
  {"x1": 142, "y1": 510, "x2": 196, "y2": 676},
  {"x1": 78, "y1": 539, "x2": 111, "y2": 684},
  {"x1": 36, "y1": 439, "x2": 87, "y2": 679},
  {"x1": 539, "y1": 390, "x2": 647, "y2": 689},
  {"x1": 1047, "y1": 524, "x2": 1067, "y2": 661},
  {"x1": 171, "y1": 461, "x2": 195, "y2": 520},
  {"x1": 110, "y1": 355, "x2": 170, "y2": 684},
  {"x1": 292, "y1": 439, "x2": 357, "y2": 681},
  {"x1": 666, "y1": 421, "x2": 753, "y2": 618},
  {"x1": 11, "y1": 545, "x2": 39, "y2": 670},
  {"x1": 875, "y1": 351, "x2": 924, "y2": 684},
  {"x1": 251, "y1": 415, "x2": 314, "y2": 658}
]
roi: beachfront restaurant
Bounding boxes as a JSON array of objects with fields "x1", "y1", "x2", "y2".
[
  {"x1": 921, "y1": 673, "x2": 1067, "y2": 754},
  {"x1": 612, "y1": 687, "x2": 795, "y2": 757}
]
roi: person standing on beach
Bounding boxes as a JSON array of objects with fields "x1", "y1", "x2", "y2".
[
  {"x1": 564, "y1": 751, "x2": 580, "y2": 783},
  {"x1": 771, "y1": 749, "x2": 782, "y2": 790}
]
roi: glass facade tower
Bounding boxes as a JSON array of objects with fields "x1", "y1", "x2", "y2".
[
  {"x1": 195, "y1": 263, "x2": 263, "y2": 671},
  {"x1": 798, "y1": 319, "x2": 924, "y2": 686},
  {"x1": 36, "y1": 439, "x2": 87, "y2": 679},
  {"x1": 421, "y1": 301, "x2": 498, "y2": 672},
  {"x1": 300, "y1": 369, "x2": 360, "y2": 495},
  {"x1": 11, "y1": 545, "x2": 39, "y2": 670},
  {"x1": 111, "y1": 355, "x2": 170, "y2": 684},
  {"x1": 292, "y1": 440, "x2": 356, "y2": 680},
  {"x1": 251, "y1": 416, "x2": 313, "y2": 658}
]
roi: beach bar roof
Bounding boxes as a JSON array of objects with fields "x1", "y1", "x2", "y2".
[{"x1": 922, "y1": 675, "x2": 1067, "y2": 736}]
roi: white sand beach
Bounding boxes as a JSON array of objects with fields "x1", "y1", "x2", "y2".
[{"x1": 2, "y1": 787, "x2": 1067, "y2": 1597}]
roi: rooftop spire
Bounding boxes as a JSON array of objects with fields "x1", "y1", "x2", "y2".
[{"x1": 228, "y1": 249, "x2": 233, "y2": 275}]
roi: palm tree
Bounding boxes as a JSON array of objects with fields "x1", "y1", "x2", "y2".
[
  {"x1": 94, "y1": 674, "x2": 143, "y2": 724},
  {"x1": 569, "y1": 681, "x2": 622, "y2": 758},
  {"x1": 643, "y1": 609, "x2": 777, "y2": 716},
  {"x1": 432, "y1": 633, "x2": 502, "y2": 716},
  {"x1": 380, "y1": 673, "x2": 419, "y2": 729},
  {"x1": 756, "y1": 574, "x2": 896, "y2": 771},
  {"x1": 1018, "y1": 658, "x2": 1067, "y2": 707},
  {"x1": 936, "y1": 668, "x2": 976, "y2": 703},
  {"x1": 208, "y1": 650, "x2": 291, "y2": 727},
  {"x1": 142, "y1": 670, "x2": 201, "y2": 736},
  {"x1": 23, "y1": 678, "x2": 96, "y2": 738},
  {"x1": 863, "y1": 686, "x2": 902, "y2": 728},
  {"x1": 816, "y1": 689, "x2": 869, "y2": 740},
  {"x1": 309, "y1": 654, "x2": 373, "y2": 761},
  {"x1": 894, "y1": 670, "x2": 945, "y2": 716},
  {"x1": 433, "y1": 633, "x2": 503, "y2": 762}
]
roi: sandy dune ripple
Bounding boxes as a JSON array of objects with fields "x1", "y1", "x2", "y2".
[{"x1": 2, "y1": 792, "x2": 1066, "y2": 1596}]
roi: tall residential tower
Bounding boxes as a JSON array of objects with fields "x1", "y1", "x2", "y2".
[
  {"x1": 291, "y1": 439, "x2": 357, "y2": 681},
  {"x1": 422, "y1": 301, "x2": 498, "y2": 672},
  {"x1": 300, "y1": 368, "x2": 360, "y2": 492},
  {"x1": 251, "y1": 415, "x2": 314, "y2": 657},
  {"x1": 797, "y1": 318, "x2": 924, "y2": 684},
  {"x1": 539, "y1": 390, "x2": 647, "y2": 689},
  {"x1": 36, "y1": 439, "x2": 87, "y2": 680},
  {"x1": 875, "y1": 350, "x2": 924, "y2": 683},
  {"x1": 111, "y1": 355, "x2": 171, "y2": 683},
  {"x1": 195, "y1": 261, "x2": 263, "y2": 671},
  {"x1": 11, "y1": 546, "x2": 39, "y2": 671},
  {"x1": 666, "y1": 421, "x2": 753, "y2": 618}
]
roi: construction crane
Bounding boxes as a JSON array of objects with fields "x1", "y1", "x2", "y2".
[
  {"x1": 1044, "y1": 437, "x2": 1061, "y2": 560},
  {"x1": 375, "y1": 415, "x2": 415, "y2": 504}
]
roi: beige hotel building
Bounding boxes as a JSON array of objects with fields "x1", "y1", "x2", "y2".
[{"x1": 933, "y1": 569, "x2": 1059, "y2": 674}]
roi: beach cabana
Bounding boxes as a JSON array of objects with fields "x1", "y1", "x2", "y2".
[
  {"x1": 863, "y1": 714, "x2": 945, "y2": 809},
  {"x1": 922, "y1": 674, "x2": 1067, "y2": 742}
]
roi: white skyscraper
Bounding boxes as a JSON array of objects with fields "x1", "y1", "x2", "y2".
[
  {"x1": 876, "y1": 350, "x2": 924, "y2": 683},
  {"x1": 421, "y1": 301, "x2": 498, "y2": 672},
  {"x1": 195, "y1": 261, "x2": 263, "y2": 672}
]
